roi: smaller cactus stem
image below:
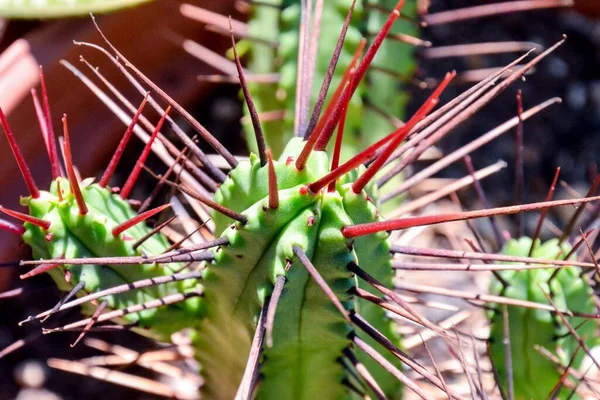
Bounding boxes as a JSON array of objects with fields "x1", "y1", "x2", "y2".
[
  {"x1": 0, "y1": 218, "x2": 25, "y2": 235},
  {"x1": 292, "y1": 245, "x2": 350, "y2": 321},
  {"x1": 266, "y1": 149, "x2": 279, "y2": 209},
  {"x1": 529, "y1": 166, "x2": 561, "y2": 256},
  {"x1": 61, "y1": 114, "x2": 88, "y2": 215},
  {"x1": 0, "y1": 205, "x2": 50, "y2": 230},
  {"x1": 39, "y1": 66, "x2": 62, "y2": 179},
  {"x1": 0, "y1": 107, "x2": 40, "y2": 199},
  {"x1": 120, "y1": 106, "x2": 171, "y2": 199},
  {"x1": 265, "y1": 275, "x2": 286, "y2": 348},
  {"x1": 20, "y1": 262, "x2": 61, "y2": 280},
  {"x1": 112, "y1": 203, "x2": 171, "y2": 237},
  {"x1": 71, "y1": 300, "x2": 108, "y2": 348},
  {"x1": 100, "y1": 93, "x2": 150, "y2": 188},
  {"x1": 342, "y1": 195, "x2": 600, "y2": 238},
  {"x1": 304, "y1": 0, "x2": 358, "y2": 139},
  {"x1": 21, "y1": 271, "x2": 203, "y2": 325},
  {"x1": 230, "y1": 19, "x2": 267, "y2": 167},
  {"x1": 351, "y1": 72, "x2": 455, "y2": 194},
  {"x1": 41, "y1": 281, "x2": 86, "y2": 323}
]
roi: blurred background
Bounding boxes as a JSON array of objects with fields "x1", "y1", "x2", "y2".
[{"x1": 0, "y1": 0, "x2": 598, "y2": 398}]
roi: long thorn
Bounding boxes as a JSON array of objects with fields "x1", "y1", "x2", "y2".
[
  {"x1": 112, "y1": 204, "x2": 171, "y2": 237},
  {"x1": 394, "y1": 280, "x2": 600, "y2": 319},
  {"x1": 350, "y1": 309, "x2": 465, "y2": 399},
  {"x1": 352, "y1": 71, "x2": 455, "y2": 194},
  {"x1": 20, "y1": 271, "x2": 203, "y2": 324},
  {"x1": 73, "y1": 52, "x2": 225, "y2": 184},
  {"x1": 515, "y1": 90, "x2": 525, "y2": 237},
  {"x1": 47, "y1": 358, "x2": 181, "y2": 398},
  {"x1": 310, "y1": 1, "x2": 406, "y2": 154},
  {"x1": 559, "y1": 175, "x2": 600, "y2": 243},
  {"x1": 158, "y1": 178, "x2": 248, "y2": 224},
  {"x1": 39, "y1": 66, "x2": 62, "y2": 179},
  {"x1": 328, "y1": 70, "x2": 354, "y2": 192},
  {"x1": 235, "y1": 302, "x2": 268, "y2": 400},
  {"x1": 304, "y1": 0, "x2": 357, "y2": 138},
  {"x1": 62, "y1": 114, "x2": 88, "y2": 215},
  {"x1": 229, "y1": 17, "x2": 266, "y2": 166},
  {"x1": 391, "y1": 244, "x2": 598, "y2": 269},
  {"x1": 265, "y1": 275, "x2": 286, "y2": 348},
  {"x1": 424, "y1": 0, "x2": 574, "y2": 25},
  {"x1": 0, "y1": 218, "x2": 25, "y2": 235},
  {"x1": 132, "y1": 215, "x2": 177, "y2": 250},
  {"x1": 89, "y1": 16, "x2": 238, "y2": 169},
  {"x1": 266, "y1": 149, "x2": 279, "y2": 209},
  {"x1": 378, "y1": 38, "x2": 565, "y2": 188},
  {"x1": 539, "y1": 285, "x2": 600, "y2": 372},
  {"x1": 292, "y1": 245, "x2": 350, "y2": 321},
  {"x1": 343, "y1": 195, "x2": 600, "y2": 238},
  {"x1": 100, "y1": 93, "x2": 150, "y2": 188},
  {"x1": 120, "y1": 107, "x2": 171, "y2": 199},
  {"x1": 352, "y1": 334, "x2": 435, "y2": 400},
  {"x1": 463, "y1": 155, "x2": 504, "y2": 248},
  {"x1": 20, "y1": 263, "x2": 61, "y2": 280},
  {"x1": 71, "y1": 301, "x2": 107, "y2": 347},
  {"x1": 343, "y1": 349, "x2": 387, "y2": 400},
  {"x1": 0, "y1": 206, "x2": 50, "y2": 230},
  {"x1": 43, "y1": 292, "x2": 202, "y2": 334},
  {"x1": 0, "y1": 107, "x2": 39, "y2": 198},
  {"x1": 502, "y1": 305, "x2": 515, "y2": 400},
  {"x1": 41, "y1": 281, "x2": 85, "y2": 323},
  {"x1": 307, "y1": 37, "x2": 366, "y2": 148},
  {"x1": 389, "y1": 160, "x2": 506, "y2": 217},
  {"x1": 0, "y1": 287, "x2": 23, "y2": 299},
  {"x1": 348, "y1": 263, "x2": 450, "y2": 339}
]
